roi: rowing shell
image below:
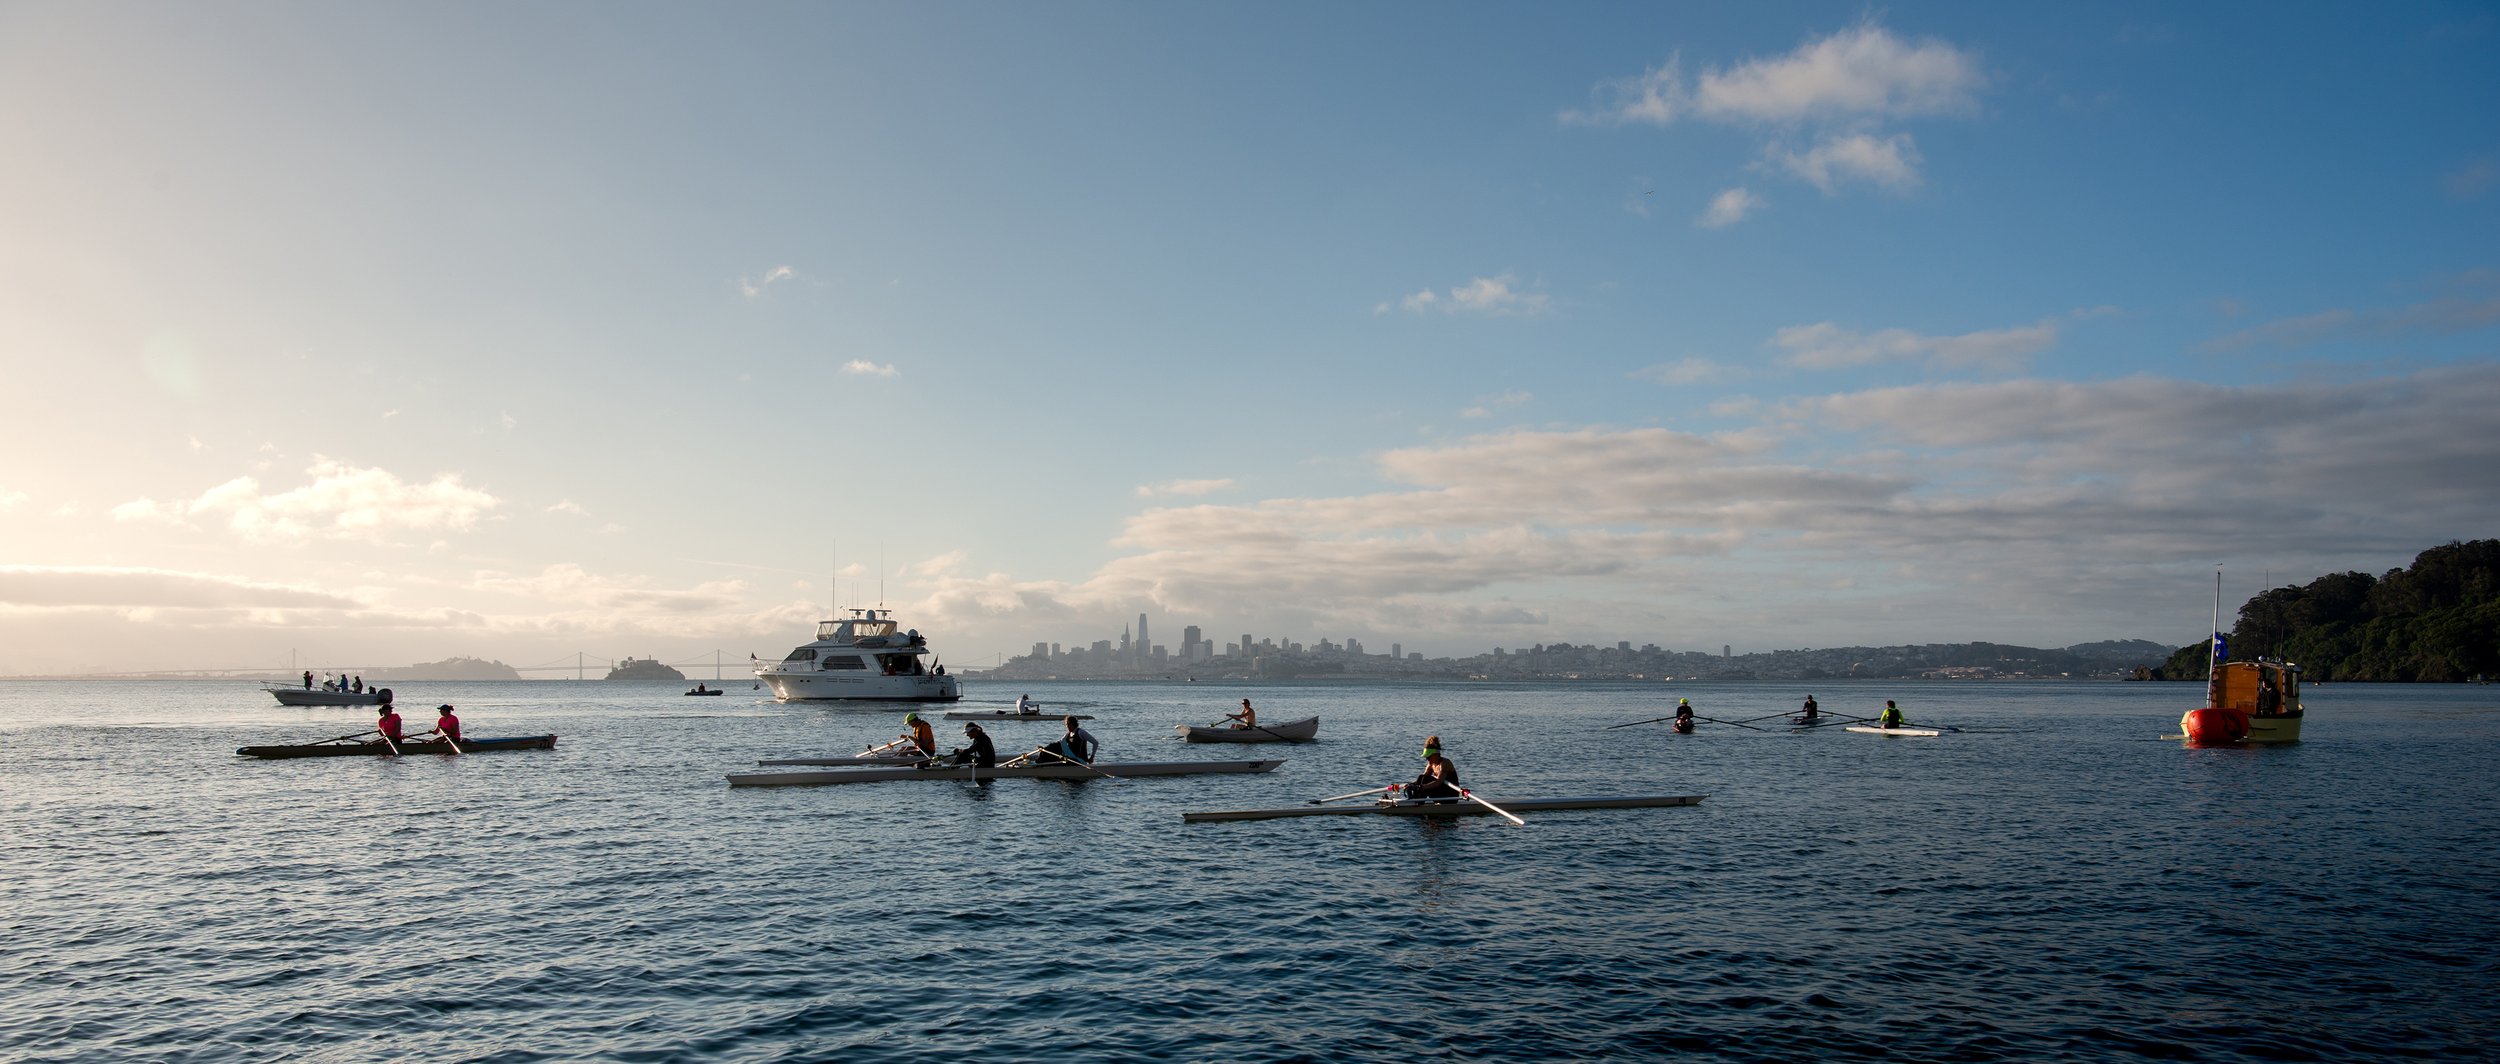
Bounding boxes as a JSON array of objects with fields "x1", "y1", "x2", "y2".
[
  {"x1": 754, "y1": 755, "x2": 922, "y2": 767},
  {"x1": 727, "y1": 758, "x2": 1282, "y2": 787},
  {"x1": 1843, "y1": 725, "x2": 1941, "y2": 737},
  {"x1": 941, "y1": 711, "x2": 1094, "y2": 721},
  {"x1": 1182, "y1": 794, "x2": 1706, "y2": 823}
]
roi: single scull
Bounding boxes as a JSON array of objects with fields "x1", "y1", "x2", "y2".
[{"x1": 1182, "y1": 794, "x2": 1706, "y2": 823}]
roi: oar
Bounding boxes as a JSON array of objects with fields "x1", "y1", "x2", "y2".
[
  {"x1": 1731, "y1": 710, "x2": 1800, "y2": 724},
  {"x1": 377, "y1": 730, "x2": 402, "y2": 757},
  {"x1": 1604, "y1": 715, "x2": 1677, "y2": 730},
  {"x1": 855, "y1": 738, "x2": 911, "y2": 757},
  {"x1": 1307, "y1": 785, "x2": 1395, "y2": 805},
  {"x1": 306, "y1": 728, "x2": 381, "y2": 746},
  {"x1": 1032, "y1": 748, "x2": 1125, "y2": 783},
  {"x1": 433, "y1": 729, "x2": 463, "y2": 755},
  {"x1": 1693, "y1": 715, "x2": 1766, "y2": 731},
  {"x1": 1460, "y1": 788, "x2": 1526, "y2": 826},
  {"x1": 1906, "y1": 721, "x2": 1963, "y2": 733}
]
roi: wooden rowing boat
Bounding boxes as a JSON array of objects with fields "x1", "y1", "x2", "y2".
[
  {"x1": 1843, "y1": 725, "x2": 1940, "y2": 737},
  {"x1": 236, "y1": 735, "x2": 558, "y2": 759},
  {"x1": 1182, "y1": 794, "x2": 1706, "y2": 823},
  {"x1": 726, "y1": 758, "x2": 1283, "y2": 787},
  {"x1": 942, "y1": 711, "x2": 1094, "y2": 721},
  {"x1": 1175, "y1": 715, "x2": 1319, "y2": 743}
]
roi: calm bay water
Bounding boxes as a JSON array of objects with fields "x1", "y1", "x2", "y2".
[{"x1": 3, "y1": 677, "x2": 2497, "y2": 1062}]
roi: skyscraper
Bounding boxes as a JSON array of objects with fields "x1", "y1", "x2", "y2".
[{"x1": 1137, "y1": 613, "x2": 1150, "y2": 664}]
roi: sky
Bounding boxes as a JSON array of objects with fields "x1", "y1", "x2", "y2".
[{"x1": 3, "y1": 1, "x2": 2497, "y2": 675}]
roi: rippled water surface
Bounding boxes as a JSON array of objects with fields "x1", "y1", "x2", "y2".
[{"x1": 5, "y1": 678, "x2": 2497, "y2": 1061}]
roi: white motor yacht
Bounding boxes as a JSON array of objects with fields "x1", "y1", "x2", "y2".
[{"x1": 755, "y1": 608, "x2": 962, "y2": 702}]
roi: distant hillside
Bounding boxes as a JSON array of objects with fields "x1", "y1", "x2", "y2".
[
  {"x1": 2156, "y1": 539, "x2": 2500, "y2": 682},
  {"x1": 369, "y1": 657, "x2": 523, "y2": 681}
]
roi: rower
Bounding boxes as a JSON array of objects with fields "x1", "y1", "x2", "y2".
[
  {"x1": 376, "y1": 704, "x2": 405, "y2": 745},
  {"x1": 1013, "y1": 693, "x2": 1038, "y2": 715},
  {"x1": 1672, "y1": 698, "x2": 1695, "y2": 734},
  {"x1": 433, "y1": 704, "x2": 463, "y2": 744},
  {"x1": 1228, "y1": 698, "x2": 1257, "y2": 730},
  {"x1": 949, "y1": 722, "x2": 997, "y2": 768},
  {"x1": 902, "y1": 712, "x2": 937, "y2": 759},
  {"x1": 1799, "y1": 695, "x2": 1819, "y2": 722},
  {"x1": 1033, "y1": 715, "x2": 1099, "y2": 765},
  {"x1": 1402, "y1": 735, "x2": 1461, "y2": 801},
  {"x1": 1877, "y1": 699, "x2": 1905, "y2": 729}
]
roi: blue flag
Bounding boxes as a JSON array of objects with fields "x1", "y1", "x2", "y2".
[{"x1": 2212, "y1": 633, "x2": 2228, "y2": 662}]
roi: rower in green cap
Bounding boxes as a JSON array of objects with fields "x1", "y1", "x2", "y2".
[
  {"x1": 902, "y1": 712, "x2": 936, "y2": 760},
  {"x1": 1402, "y1": 735, "x2": 1461, "y2": 800}
]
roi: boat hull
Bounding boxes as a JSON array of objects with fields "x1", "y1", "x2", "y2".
[
  {"x1": 758, "y1": 672, "x2": 961, "y2": 702},
  {"x1": 726, "y1": 758, "x2": 1284, "y2": 787},
  {"x1": 1184, "y1": 794, "x2": 1707, "y2": 823},
  {"x1": 943, "y1": 711, "x2": 1092, "y2": 721},
  {"x1": 236, "y1": 735, "x2": 558, "y2": 759},
  {"x1": 1844, "y1": 725, "x2": 1939, "y2": 737},
  {"x1": 2245, "y1": 712, "x2": 2303, "y2": 743},
  {"x1": 1177, "y1": 716, "x2": 1321, "y2": 743},
  {"x1": 266, "y1": 687, "x2": 388, "y2": 707}
]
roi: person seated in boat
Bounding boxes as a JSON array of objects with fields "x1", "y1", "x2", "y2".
[
  {"x1": 902, "y1": 712, "x2": 937, "y2": 759},
  {"x1": 432, "y1": 704, "x2": 462, "y2": 744},
  {"x1": 1672, "y1": 699, "x2": 1695, "y2": 733},
  {"x1": 1403, "y1": 735, "x2": 1461, "y2": 800},
  {"x1": 376, "y1": 704, "x2": 405, "y2": 745},
  {"x1": 1799, "y1": 695, "x2": 1819, "y2": 722},
  {"x1": 949, "y1": 722, "x2": 997, "y2": 769},
  {"x1": 1227, "y1": 698, "x2": 1257, "y2": 729},
  {"x1": 1013, "y1": 693, "x2": 1039, "y2": 715},
  {"x1": 693, "y1": 683, "x2": 708, "y2": 694},
  {"x1": 1032, "y1": 716, "x2": 1099, "y2": 765},
  {"x1": 1877, "y1": 700, "x2": 1904, "y2": 729}
]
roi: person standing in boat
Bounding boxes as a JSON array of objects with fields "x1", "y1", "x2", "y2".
[
  {"x1": 1404, "y1": 735, "x2": 1461, "y2": 800},
  {"x1": 950, "y1": 722, "x2": 997, "y2": 769},
  {"x1": 1035, "y1": 715, "x2": 1099, "y2": 765},
  {"x1": 1877, "y1": 700, "x2": 1905, "y2": 729},
  {"x1": 376, "y1": 703, "x2": 405, "y2": 745},
  {"x1": 432, "y1": 704, "x2": 462, "y2": 744},
  {"x1": 902, "y1": 712, "x2": 937, "y2": 760},
  {"x1": 1227, "y1": 698, "x2": 1257, "y2": 730},
  {"x1": 302, "y1": 670, "x2": 313, "y2": 690},
  {"x1": 1672, "y1": 698, "x2": 1696, "y2": 733}
]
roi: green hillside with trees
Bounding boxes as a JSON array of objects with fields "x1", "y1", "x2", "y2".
[{"x1": 2158, "y1": 540, "x2": 2500, "y2": 682}]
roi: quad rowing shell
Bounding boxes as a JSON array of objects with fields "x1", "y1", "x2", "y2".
[
  {"x1": 1182, "y1": 794, "x2": 1706, "y2": 823},
  {"x1": 1843, "y1": 725, "x2": 1941, "y2": 737},
  {"x1": 726, "y1": 758, "x2": 1284, "y2": 787}
]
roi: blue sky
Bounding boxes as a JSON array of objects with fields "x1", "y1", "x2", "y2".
[{"x1": 3, "y1": 2, "x2": 2496, "y2": 673}]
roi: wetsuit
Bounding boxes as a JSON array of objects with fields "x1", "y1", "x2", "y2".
[
  {"x1": 1408, "y1": 755, "x2": 1461, "y2": 800},
  {"x1": 953, "y1": 729, "x2": 997, "y2": 768}
]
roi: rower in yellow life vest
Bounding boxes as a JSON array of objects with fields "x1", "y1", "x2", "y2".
[
  {"x1": 1877, "y1": 700, "x2": 1905, "y2": 729},
  {"x1": 902, "y1": 712, "x2": 936, "y2": 758}
]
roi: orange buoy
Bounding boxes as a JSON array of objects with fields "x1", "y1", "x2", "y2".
[{"x1": 2180, "y1": 706, "x2": 2249, "y2": 745}]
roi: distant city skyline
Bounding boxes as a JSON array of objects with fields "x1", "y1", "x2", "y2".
[{"x1": 4, "y1": 5, "x2": 2496, "y2": 674}]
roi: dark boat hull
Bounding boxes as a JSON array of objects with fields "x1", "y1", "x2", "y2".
[{"x1": 236, "y1": 735, "x2": 558, "y2": 759}]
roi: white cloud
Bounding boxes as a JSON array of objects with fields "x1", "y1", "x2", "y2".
[
  {"x1": 740, "y1": 264, "x2": 797, "y2": 298},
  {"x1": 110, "y1": 458, "x2": 500, "y2": 543},
  {"x1": 1698, "y1": 187, "x2": 1765, "y2": 228},
  {"x1": 1566, "y1": 24, "x2": 1982, "y2": 127},
  {"x1": 0, "y1": 566, "x2": 358, "y2": 610},
  {"x1": 1776, "y1": 132, "x2": 1923, "y2": 192},
  {"x1": 1136, "y1": 478, "x2": 1237, "y2": 498},
  {"x1": 1771, "y1": 319, "x2": 2057, "y2": 372},
  {"x1": 1692, "y1": 23, "x2": 1984, "y2": 123},
  {"x1": 499, "y1": 411, "x2": 518, "y2": 430},
  {"x1": 842, "y1": 360, "x2": 901, "y2": 377},
  {"x1": 2202, "y1": 273, "x2": 2500, "y2": 351},
  {"x1": 1386, "y1": 276, "x2": 1551, "y2": 317},
  {"x1": 0, "y1": 488, "x2": 27, "y2": 511},
  {"x1": 546, "y1": 499, "x2": 591, "y2": 516},
  {"x1": 1632, "y1": 358, "x2": 1725, "y2": 386}
]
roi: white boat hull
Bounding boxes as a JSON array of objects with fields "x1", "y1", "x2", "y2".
[
  {"x1": 1183, "y1": 794, "x2": 1707, "y2": 823},
  {"x1": 726, "y1": 758, "x2": 1284, "y2": 787},
  {"x1": 758, "y1": 672, "x2": 960, "y2": 702},
  {"x1": 1844, "y1": 725, "x2": 1940, "y2": 737},
  {"x1": 266, "y1": 686, "x2": 388, "y2": 707}
]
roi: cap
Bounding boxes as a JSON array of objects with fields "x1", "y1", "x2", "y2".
[
  {"x1": 905, "y1": 712, "x2": 920, "y2": 722},
  {"x1": 438, "y1": 704, "x2": 455, "y2": 712},
  {"x1": 1679, "y1": 698, "x2": 1690, "y2": 705}
]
